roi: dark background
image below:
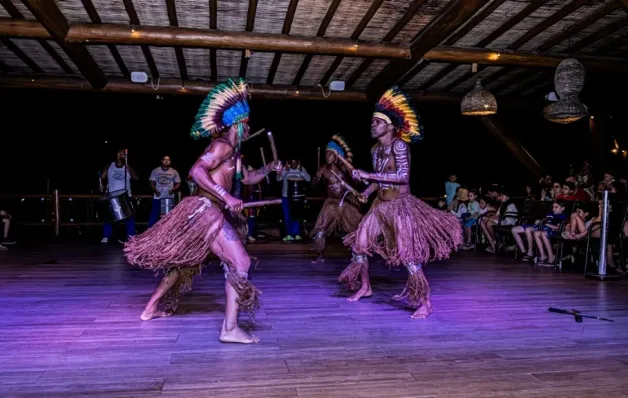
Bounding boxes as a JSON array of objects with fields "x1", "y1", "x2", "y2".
[{"x1": 0, "y1": 86, "x2": 623, "y2": 197}]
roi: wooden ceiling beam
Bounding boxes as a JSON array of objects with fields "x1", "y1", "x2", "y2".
[
  {"x1": 121, "y1": 0, "x2": 159, "y2": 80},
  {"x1": 292, "y1": 0, "x2": 341, "y2": 85},
  {"x1": 346, "y1": 0, "x2": 430, "y2": 88},
  {"x1": 239, "y1": 0, "x2": 258, "y2": 78},
  {"x1": 65, "y1": 22, "x2": 409, "y2": 59},
  {"x1": 0, "y1": 0, "x2": 72, "y2": 74},
  {"x1": 0, "y1": 37, "x2": 42, "y2": 72},
  {"x1": 22, "y1": 0, "x2": 106, "y2": 88},
  {"x1": 320, "y1": 0, "x2": 384, "y2": 86},
  {"x1": 79, "y1": 0, "x2": 129, "y2": 77},
  {"x1": 165, "y1": 0, "x2": 189, "y2": 81},
  {"x1": 476, "y1": 1, "x2": 620, "y2": 96},
  {"x1": 2, "y1": 19, "x2": 627, "y2": 73},
  {"x1": 366, "y1": 0, "x2": 490, "y2": 99},
  {"x1": 266, "y1": 0, "x2": 299, "y2": 84},
  {"x1": 430, "y1": 0, "x2": 550, "y2": 92},
  {"x1": 400, "y1": 0, "x2": 508, "y2": 88}
]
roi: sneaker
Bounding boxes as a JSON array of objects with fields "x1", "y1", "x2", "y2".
[
  {"x1": 295, "y1": 235, "x2": 302, "y2": 241},
  {"x1": 0, "y1": 244, "x2": 6, "y2": 250},
  {"x1": 1, "y1": 240, "x2": 15, "y2": 245},
  {"x1": 504, "y1": 245, "x2": 516, "y2": 252},
  {"x1": 101, "y1": 237, "x2": 109, "y2": 243},
  {"x1": 283, "y1": 235, "x2": 294, "y2": 242}
]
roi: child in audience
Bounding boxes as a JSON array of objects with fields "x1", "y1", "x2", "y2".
[
  {"x1": 534, "y1": 200, "x2": 569, "y2": 265},
  {"x1": 437, "y1": 198, "x2": 447, "y2": 211},
  {"x1": 461, "y1": 191, "x2": 485, "y2": 249},
  {"x1": 511, "y1": 201, "x2": 567, "y2": 263}
]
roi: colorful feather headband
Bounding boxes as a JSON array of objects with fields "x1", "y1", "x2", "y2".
[
  {"x1": 326, "y1": 134, "x2": 353, "y2": 163},
  {"x1": 190, "y1": 78, "x2": 250, "y2": 140},
  {"x1": 373, "y1": 86, "x2": 423, "y2": 144}
]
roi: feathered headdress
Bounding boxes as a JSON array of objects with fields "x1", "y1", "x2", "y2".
[
  {"x1": 190, "y1": 78, "x2": 250, "y2": 140},
  {"x1": 326, "y1": 134, "x2": 353, "y2": 163},
  {"x1": 373, "y1": 86, "x2": 423, "y2": 144},
  {"x1": 190, "y1": 78, "x2": 250, "y2": 179}
]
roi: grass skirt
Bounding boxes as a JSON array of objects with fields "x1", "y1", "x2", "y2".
[
  {"x1": 310, "y1": 196, "x2": 362, "y2": 253},
  {"x1": 343, "y1": 195, "x2": 462, "y2": 266},
  {"x1": 124, "y1": 196, "x2": 258, "y2": 314}
]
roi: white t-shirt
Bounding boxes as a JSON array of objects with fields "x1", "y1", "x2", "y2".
[
  {"x1": 149, "y1": 167, "x2": 181, "y2": 199},
  {"x1": 107, "y1": 162, "x2": 132, "y2": 197}
]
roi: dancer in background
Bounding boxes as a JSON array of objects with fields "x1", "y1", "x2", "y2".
[
  {"x1": 340, "y1": 86, "x2": 462, "y2": 319},
  {"x1": 124, "y1": 79, "x2": 281, "y2": 344},
  {"x1": 310, "y1": 135, "x2": 363, "y2": 263}
]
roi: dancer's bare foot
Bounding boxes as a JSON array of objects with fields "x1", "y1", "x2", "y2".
[
  {"x1": 220, "y1": 324, "x2": 260, "y2": 344},
  {"x1": 140, "y1": 308, "x2": 172, "y2": 321},
  {"x1": 311, "y1": 256, "x2": 324, "y2": 264},
  {"x1": 347, "y1": 287, "x2": 372, "y2": 302},
  {"x1": 410, "y1": 301, "x2": 433, "y2": 319}
]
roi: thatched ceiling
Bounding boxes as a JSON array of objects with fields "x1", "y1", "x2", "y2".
[{"x1": 0, "y1": 0, "x2": 627, "y2": 99}]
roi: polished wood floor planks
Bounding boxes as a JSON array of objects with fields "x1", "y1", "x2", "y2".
[{"x1": 1, "y1": 242, "x2": 627, "y2": 397}]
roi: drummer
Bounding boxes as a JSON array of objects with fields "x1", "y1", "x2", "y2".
[
  {"x1": 100, "y1": 148, "x2": 138, "y2": 243},
  {"x1": 277, "y1": 158, "x2": 310, "y2": 241},
  {"x1": 148, "y1": 155, "x2": 181, "y2": 227}
]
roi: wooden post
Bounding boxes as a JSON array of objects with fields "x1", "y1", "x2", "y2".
[{"x1": 53, "y1": 189, "x2": 60, "y2": 237}]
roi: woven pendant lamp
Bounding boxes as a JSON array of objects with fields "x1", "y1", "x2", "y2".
[
  {"x1": 461, "y1": 79, "x2": 497, "y2": 116},
  {"x1": 544, "y1": 58, "x2": 587, "y2": 124}
]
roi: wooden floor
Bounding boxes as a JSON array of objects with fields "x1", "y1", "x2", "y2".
[{"x1": 1, "y1": 242, "x2": 628, "y2": 397}]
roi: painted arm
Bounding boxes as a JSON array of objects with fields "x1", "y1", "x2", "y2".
[
  {"x1": 361, "y1": 182, "x2": 379, "y2": 199},
  {"x1": 190, "y1": 142, "x2": 242, "y2": 210},
  {"x1": 353, "y1": 140, "x2": 410, "y2": 185},
  {"x1": 242, "y1": 161, "x2": 281, "y2": 185}
]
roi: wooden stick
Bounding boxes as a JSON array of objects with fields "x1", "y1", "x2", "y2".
[
  {"x1": 248, "y1": 128, "x2": 265, "y2": 140},
  {"x1": 335, "y1": 155, "x2": 369, "y2": 185},
  {"x1": 267, "y1": 131, "x2": 278, "y2": 162},
  {"x1": 317, "y1": 147, "x2": 321, "y2": 170},
  {"x1": 330, "y1": 170, "x2": 360, "y2": 198},
  {"x1": 259, "y1": 147, "x2": 270, "y2": 184}
]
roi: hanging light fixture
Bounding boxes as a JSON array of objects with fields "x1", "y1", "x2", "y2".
[
  {"x1": 544, "y1": 58, "x2": 587, "y2": 124},
  {"x1": 461, "y1": 63, "x2": 497, "y2": 116},
  {"x1": 461, "y1": 79, "x2": 497, "y2": 116}
]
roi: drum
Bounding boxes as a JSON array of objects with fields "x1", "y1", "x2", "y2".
[
  {"x1": 160, "y1": 198, "x2": 175, "y2": 216},
  {"x1": 289, "y1": 180, "x2": 306, "y2": 202},
  {"x1": 99, "y1": 189, "x2": 135, "y2": 222}
]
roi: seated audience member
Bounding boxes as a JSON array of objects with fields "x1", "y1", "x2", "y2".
[
  {"x1": 450, "y1": 188, "x2": 469, "y2": 221},
  {"x1": 561, "y1": 201, "x2": 595, "y2": 240},
  {"x1": 566, "y1": 176, "x2": 590, "y2": 202},
  {"x1": 534, "y1": 200, "x2": 569, "y2": 266},
  {"x1": 557, "y1": 181, "x2": 577, "y2": 201},
  {"x1": 481, "y1": 189, "x2": 518, "y2": 253},
  {"x1": 512, "y1": 201, "x2": 567, "y2": 263},
  {"x1": 462, "y1": 192, "x2": 488, "y2": 249},
  {"x1": 436, "y1": 198, "x2": 447, "y2": 211}
]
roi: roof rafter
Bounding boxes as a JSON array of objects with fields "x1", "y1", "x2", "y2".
[
  {"x1": 79, "y1": 0, "x2": 128, "y2": 77},
  {"x1": 346, "y1": 0, "x2": 430, "y2": 88},
  {"x1": 210, "y1": 0, "x2": 217, "y2": 82},
  {"x1": 121, "y1": 0, "x2": 159, "y2": 79},
  {"x1": 165, "y1": 0, "x2": 188, "y2": 81},
  {"x1": 21, "y1": 0, "x2": 106, "y2": 88},
  {"x1": 442, "y1": 0, "x2": 588, "y2": 91},
  {"x1": 319, "y1": 0, "x2": 384, "y2": 86},
  {"x1": 417, "y1": 0, "x2": 550, "y2": 91},
  {"x1": 0, "y1": 0, "x2": 71, "y2": 73},
  {"x1": 239, "y1": 0, "x2": 258, "y2": 78},
  {"x1": 366, "y1": 0, "x2": 490, "y2": 100},
  {"x1": 292, "y1": 0, "x2": 342, "y2": 86},
  {"x1": 267, "y1": 0, "x2": 299, "y2": 84}
]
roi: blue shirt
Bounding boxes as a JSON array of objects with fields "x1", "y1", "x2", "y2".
[{"x1": 445, "y1": 181, "x2": 460, "y2": 205}]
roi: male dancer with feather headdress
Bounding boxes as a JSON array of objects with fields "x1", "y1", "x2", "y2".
[
  {"x1": 124, "y1": 79, "x2": 281, "y2": 344},
  {"x1": 339, "y1": 86, "x2": 462, "y2": 319},
  {"x1": 310, "y1": 135, "x2": 364, "y2": 263}
]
